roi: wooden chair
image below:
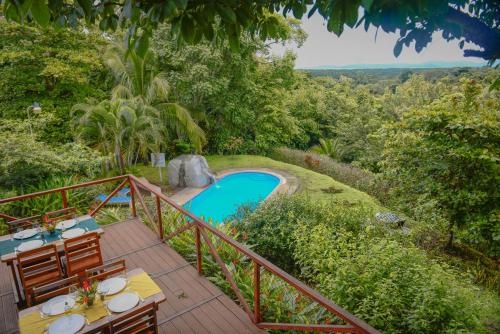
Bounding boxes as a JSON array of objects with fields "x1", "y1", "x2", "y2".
[
  {"x1": 110, "y1": 301, "x2": 158, "y2": 334},
  {"x1": 85, "y1": 260, "x2": 126, "y2": 281},
  {"x1": 45, "y1": 207, "x2": 77, "y2": 223},
  {"x1": 17, "y1": 244, "x2": 63, "y2": 306},
  {"x1": 88, "y1": 326, "x2": 111, "y2": 334},
  {"x1": 64, "y1": 232, "x2": 103, "y2": 277},
  {"x1": 32, "y1": 275, "x2": 79, "y2": 304},
  {"x1": 7, "y1": 214, "x2": 43, "y2": 234}
]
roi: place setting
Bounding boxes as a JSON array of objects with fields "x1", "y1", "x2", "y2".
[
  {"x1": 12, "y1": 226, "x2": 45, "y2": 253},
  {"x1": 97, "y1": 275, "x2": 143, "y2": 315}
]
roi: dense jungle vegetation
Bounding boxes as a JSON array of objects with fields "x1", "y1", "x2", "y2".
[{"x1": 0, "y1": 17, "x2": 499, "y2": 333}]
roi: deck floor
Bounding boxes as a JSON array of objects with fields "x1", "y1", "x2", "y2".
[{"x1": 0, "y1": 218, "x2": 265, "y2": 334}]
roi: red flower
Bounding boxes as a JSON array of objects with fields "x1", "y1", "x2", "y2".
[
  {"x1": 325, "y1": 318, "x2": 331, "y2": 325},
  {"x1": 83, "y1": 296, "x2": 88, "y2": 304},
  {"x1": 82, "y1": 280, "x2": 90, "y2": 292}
]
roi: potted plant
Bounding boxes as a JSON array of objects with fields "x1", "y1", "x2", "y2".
[
  {"x1": 42, "y1": 215, "x2": 56, "y2": 235},
  {"x1": 76, "y1": 279, "x2": 98, "y2": 307}
]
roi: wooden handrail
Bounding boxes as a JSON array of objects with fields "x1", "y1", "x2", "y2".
[
  {"x1": 0, "y1": 174, "x2": 380, "y2": 334},
  {"x1": 128, "y1": 175, "x2": 380, "y2": 334},
  {"x1": 0, "y1": 175, "x2": 128, "y2": 205},
  {"x1": 0, "y1": 213, "x2": 18, "y2": 221}
]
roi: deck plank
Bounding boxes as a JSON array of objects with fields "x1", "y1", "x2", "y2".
[{"x1": 0, "y1": 217, "x2": 264, "y2": 333}]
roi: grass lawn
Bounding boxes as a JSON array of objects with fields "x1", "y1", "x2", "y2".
[{"x1": 135, "y1": 155, "x2": 381, "y2": 209}]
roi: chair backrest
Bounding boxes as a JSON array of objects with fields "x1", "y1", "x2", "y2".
[
  {"x1": 85, "y1": 260, "x2": 126, "y2": 281},
  {"x1": 45, "y1": 207, "x2": 77, "y2": 223},
  {"x1": 17, "y1": 244, "x2": 63, "y2": 305},
  {"x1": 64, "y1": 232, "x2": 103, "y2": 277},
  {"x1": 7, "y1": 215, "x2": 43, "y2": 234},
  {"x1": 111, "y1": 301, "x2": 158, "y2": 334},
  {"x1": 84, "y1": 324, "x2": 111, "y2": 334},
  {"x1": 32, "y1": 275, "x2": 80, "y2": 304}
]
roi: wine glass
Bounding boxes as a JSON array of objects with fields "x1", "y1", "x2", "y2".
[{"x1": 99, "y1": 286, "x2": 109, "y2": 301}]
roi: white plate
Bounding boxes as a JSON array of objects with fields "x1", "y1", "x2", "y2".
[
  {"x1": 107, "y1": 292, "x2": 139, "y2": 313},
  {"x1": 13, "y1": 228, "x2": 39, "y2": 240},
  {"x1": 98, "y1": 277, "x2": 127, "y2": 296},
  {"x1": 61, "y1": 228, "x2": 85, "y2": 239},
  {"x1": 17, "y1": 239, "x2": 44, "y2": 252},
  {"x1": 56, "y1": 219, "x2": 77, "y2": 230},
  {"x1": 47, "y1": 314, "x2": 85, "y2": 334},
  {"x1": 41, "y1": 295, "x2": 75, "y2": 316}
]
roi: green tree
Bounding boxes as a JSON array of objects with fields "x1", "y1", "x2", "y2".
[
  {"x1": 380, "y1": 80, "x2": 500, "y2": 255},
  {"x1": 72, "y1": 99, "x2": 160, "y2": 174},
  {"x1": 311, "y1": 138, "x2": 345, "y2": 160},
  {"x1": 104, "y1": 44, "x2": 205, "y2": 152},
  {"x1": 4, "y1": 1, "x2": 498, "y2": 63},
  {"x1": 0, "y1": 21, "x2": 110, "y2": 143}
]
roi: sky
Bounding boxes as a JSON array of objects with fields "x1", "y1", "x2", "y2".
[{"x1": 270, "y1": 13, "x2": 485, "y2": 69}]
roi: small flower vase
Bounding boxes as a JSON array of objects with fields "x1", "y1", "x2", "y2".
[{"x1": 48, "y1": 229, "x2": 56, "y2": 236}]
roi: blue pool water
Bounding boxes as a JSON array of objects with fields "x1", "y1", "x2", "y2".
[{"x1": 184, "y1": 172, "x2": 280, "y2": 223}]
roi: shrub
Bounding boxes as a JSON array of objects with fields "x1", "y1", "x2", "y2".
[
  {"x1": 380, "y1": 80, "x2": 500, "y2": 257},
  {"x1": 236, "y1": 194, "x2": 374, "y2": 274},
  {"x1": 271, "y1": 147, "x2": 389, "y2": 201},
  {"x1": 0, "y1": 132, "x2": 104, "y2": 189},
  {"x1": 238, "y1": 194, "x2": 500, "y2": 333}
]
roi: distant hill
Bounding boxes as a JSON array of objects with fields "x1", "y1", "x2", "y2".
[
  {"x1": 299, "y1": 66, "x2": 494, "y2": 91},
  {"x1": 302, "y1": 61, "x2": 487, "y2": 70}
]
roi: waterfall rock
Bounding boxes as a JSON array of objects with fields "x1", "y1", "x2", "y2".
[{"x1": 168, "y1": 155, "x2": 216, "y2": 188}]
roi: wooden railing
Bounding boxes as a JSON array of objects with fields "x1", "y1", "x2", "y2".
[{"x1": 0, "y1": 175, "x2": 379, "y2": 334}]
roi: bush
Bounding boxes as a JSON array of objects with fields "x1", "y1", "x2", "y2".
[
  {"x1": 0, "y1": 132, "x2": 104, "y2": 189},
  {"x1": 238, "y1": 194, "x2": 500, "y2": 333},
  {"x1": 271, "y1": 147, "x2": 389, "y2": 201},
  {"x1": 380, "y1": 80, "x2": 500, "y2": 257},
  {"x1": 235, "y1": 194, "x2": 373, "y2": 274}
]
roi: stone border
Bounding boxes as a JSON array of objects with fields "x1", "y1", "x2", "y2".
[{"x1": 169, "y1": 168, "x2": 299, "y2": 205}]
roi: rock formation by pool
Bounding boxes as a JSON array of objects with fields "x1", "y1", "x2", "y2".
[{"x1": 168, "y1": 155, "x2": 216, "y2": 188}]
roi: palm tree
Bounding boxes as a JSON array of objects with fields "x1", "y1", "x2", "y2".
[
  {"x1": 311, "y1": 138, "x2": 345, "y2": 161},
  {"x1": 72, "y1": 99, "x2": 161, "y2": 174},
  {"x1": 104, "y1": 44, "x2": 205, "y2": 152}
]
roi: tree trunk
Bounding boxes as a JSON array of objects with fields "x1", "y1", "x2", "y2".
[{"x1": 115, "y1": 145, "x2": 126, "y2": 175}]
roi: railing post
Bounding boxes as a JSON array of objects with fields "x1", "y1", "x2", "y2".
[
  {"x1": 129, "y1": 178, "x2": 137, "y2": 217},
  {"x1": 61, "y1": 190, "x2": 68, "y2": 208},
  {"x1": 195, "y1": 225, "x2": 202, "y2": 275},
  {"x1": 254, "y1": 261, "x2": 261, "y2": 323},
  {"x1": 156, "y1": 194, "x2": 164, "y2": 240}
]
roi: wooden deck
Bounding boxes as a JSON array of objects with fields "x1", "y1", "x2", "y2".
[{"x1": 0, "y1": 218, "x2": 265, "y2": 334}]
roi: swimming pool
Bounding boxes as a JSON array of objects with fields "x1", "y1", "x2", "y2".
[{"x1": 184, "y1": 172, "x2": 281, "y2": 223}]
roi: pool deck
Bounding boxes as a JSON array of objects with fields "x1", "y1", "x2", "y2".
[{"x1": 170, "y1": 168, "x2": 299, "y2": 205}]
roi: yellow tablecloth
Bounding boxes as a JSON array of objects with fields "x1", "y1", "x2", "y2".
[
  {"x1": 19, "y1": 299, "x2": 108, "y2": 334},
  {"x1": 128, "y1": 272, "x2": 162, "y2": 299},
  {"x1": 19, "y1": 271, "x2": 161, "y2": 334}
]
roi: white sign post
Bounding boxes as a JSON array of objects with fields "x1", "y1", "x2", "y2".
[{"x1": 151, "y1": 153, "x2": 166, "y2": 183}]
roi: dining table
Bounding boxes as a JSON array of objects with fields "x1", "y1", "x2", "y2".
[
  {"x1": 18, "y1": 267, "x2": 165, "y2": 334},
  {"x1": 0, "y1": 215, "x2": 104, "y2": 302}
]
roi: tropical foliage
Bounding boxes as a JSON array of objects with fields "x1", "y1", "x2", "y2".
[
  {"x1": 3, "y1": 0, "x2": 499, "y2": 64},
  {"x1": 72, "y1": 44, "x2": 204, "y2": 172},
  {"x1": 236, "y1": 194, "x2": 500, "y2": 333}
]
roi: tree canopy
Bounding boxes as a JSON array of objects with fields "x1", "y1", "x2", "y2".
[{"x1": 2, "y1": 0, "x2": 499, "y2": 62}]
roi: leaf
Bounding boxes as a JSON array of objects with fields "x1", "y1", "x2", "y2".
[
  {"x1": 361, "y1": 0, "x2": 373, "y2": 10},
  {"x1": 48, "y1": 0, "x2": 62, "y2": 12},
  {"x1": 174, "y1": 0, "x2": 187, "y2": 10},
  {"x1": 393, "y1": 40, "x2": 403, "y2": 57},
  {"x1": 181, "y1": 16, "x2": 195, "y2": 42},
  {"x1": 134, "y1": 31, "x2": 150, "y2": 57},
  {"x1": 217, "y1": 5, "x2": 236, "y2": 24},
  {"x1": 31, "y1": 0, "x2": 51, "y2": 26},
  {"x1": 76, "y1": 0, "x2": 91, "y2": 16}
]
